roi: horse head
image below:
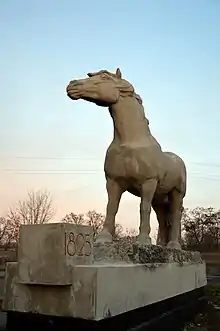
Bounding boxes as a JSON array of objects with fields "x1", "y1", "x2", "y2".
[{"x1": 66, "y1": 68, "x2": 135, "y2": 107}]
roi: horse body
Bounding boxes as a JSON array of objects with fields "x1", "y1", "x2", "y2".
[
  {"x1": 105, "y1": 145, "x2": 186, "y2": 199},
  {"x1": 66, "y1": 68, "x2": 187, "y2": 249}
]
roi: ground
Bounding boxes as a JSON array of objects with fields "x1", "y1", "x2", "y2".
[
  {"x1": 202, "y1": 252, "x2": 220, "y2": 277},
  {"x1": 186, "y1": 284, "x2": 220, "y2": 331},
  {"x1": 185, "y1": 251, "x2": 220, "y2": 331}
]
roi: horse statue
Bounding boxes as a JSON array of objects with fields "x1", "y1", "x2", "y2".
[{"x1": 66, "y1": 68, "x2": 187, "y2": 250}]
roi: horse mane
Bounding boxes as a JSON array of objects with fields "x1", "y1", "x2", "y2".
[{"x1": 87, "y1": 70, "x2": 116, "y2": 78}]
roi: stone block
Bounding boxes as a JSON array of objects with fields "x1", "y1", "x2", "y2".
[
  {"x1": 3, "y1": 261, "x2": 207, "y2": 320},
  {"x1": 94, "y1": 262, "x2": 207, "y2": 319},
  {"x1": 3, "y1": 262, "x2": 97, "y2": 319},
  {"x1": 18, "y1": 223, "x2": 94, "y2": 285}
]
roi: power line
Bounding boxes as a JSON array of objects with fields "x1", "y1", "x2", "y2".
[
  {"x1": 193, "y1": 162, "x2": 220, "y2": 168},
  {"x1": 17, "y1": 174, "x2": 98, "y2": 176},
  {"x1": 190, "y1": 175, "x2": 220, "y2": 181},
  {"x1": 2, "y1": 169, "x2": 220, "y2": 181},
  {"x1": 2, "y1": 156, "x2": 220, "y2": 168},
  {"x1": 2, "y1": 156, "x2": 220, "y2": 181},
  {"x1": 0, "y1": 156, "x2": 99, "y2": 160},
  {"x1": 3, "y1": 169, "x2": 101, "y2": 172}
]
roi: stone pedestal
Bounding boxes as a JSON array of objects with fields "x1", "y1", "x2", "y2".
[
  {"x1": 3, "y1": 223, "x2": 207, "y2": 321},
  {"x1": 18, "y1": 223, "x2": 94, "y2": 285}
]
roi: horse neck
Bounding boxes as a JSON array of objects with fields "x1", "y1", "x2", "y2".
[{"x1": 109, "y1": 96, "x2": 152, "y2": 145}]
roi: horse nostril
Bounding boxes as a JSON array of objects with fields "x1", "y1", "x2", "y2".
[{"x1": 70, "y1": 80, "x2": 78, "y2": 85}]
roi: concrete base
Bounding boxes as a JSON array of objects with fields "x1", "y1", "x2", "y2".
[
  {"x1": 2, "y1": 223, "x2": 208, "y2": 329},
  {"x1": 3, "y1": 260, "x2": 206, "y2": 320},
  {"x1": 6, "y1": 287, "x2": 207, "y2": 331}
]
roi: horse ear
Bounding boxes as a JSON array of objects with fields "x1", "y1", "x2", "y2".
[{"x1": 116, "y1": 68, "x2": 122, "y2": 79}]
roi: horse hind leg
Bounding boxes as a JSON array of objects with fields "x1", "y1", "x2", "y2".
[
  {"x1": 167, "y1": 188, "x2": 183, "y2": 250},
  {"x1": 153, "y1": 204, "x2": 170, "y2": 246}
]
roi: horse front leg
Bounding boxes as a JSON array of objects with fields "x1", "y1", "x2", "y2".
[
  {"x1": 96, "y1": 177, "x2": 123, "y2": 243},
  {"x1": 137, "y1": 179, "x2": 157, "y2": 245}
]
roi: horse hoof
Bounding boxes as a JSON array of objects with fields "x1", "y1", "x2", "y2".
[
  {"x1": 95, "y1": 229, "x2": 113, "y2": 244},
  {"x1": 167, "y1": 241, "x2": 181, "y2": 250},
  {"x1": 136, "y1": 234, "x2": 152, "y2": 245}
]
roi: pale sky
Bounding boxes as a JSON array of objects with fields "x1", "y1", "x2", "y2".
[{"x1": 1, "y1": 0, "x2": 220, "y2": 236}]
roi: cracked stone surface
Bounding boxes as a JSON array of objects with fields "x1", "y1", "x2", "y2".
[{"x1": 93, "y1": 239, "x2": 203, "y2": 266}]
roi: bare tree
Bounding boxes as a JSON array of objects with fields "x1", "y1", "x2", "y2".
[
  {"x1": 182, "y1": 207, "x2": 220, "y2": 251},
  {"x1": 114, "y1": 223, "x2": 124, "y2": 239},
  {"x1": 62, "y1": 212, "x2": 84, "y2": 225},
  {"x1": 0, "y1": 213, "x2": 20, "y2": 248},
  {"x1": 2, "y1": 190, "x2": 55, "y2": 247},
  {"x1": 62, "y1": 210, "x2": 105, "y2": 239},
  {"x1": 61, "y1": 210, "x2": 138, "y2": 241},
  {"x1": 0, "y1": 217, "x2": 8, "y2": 244},
  {"x1": 15, "y1": 190, "x2": 55, "y2": 225},
  {"x1": 86, "y1": 210, "x2": 105, "y2": 237}
]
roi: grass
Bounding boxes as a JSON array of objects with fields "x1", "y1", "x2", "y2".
[
  {"x1": 206, "y1": 284, "x2": 220, "y2": 307},
  {"x1": 186, "y1": 284, "x2": 220, "y2": 331},
  {"x1": 201, "y1": 252, "x2": 220, "y2": 277}
]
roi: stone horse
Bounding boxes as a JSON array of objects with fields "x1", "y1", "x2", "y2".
[{"x1": 66, "y1": 68, "x2": 187, "y2": 249}]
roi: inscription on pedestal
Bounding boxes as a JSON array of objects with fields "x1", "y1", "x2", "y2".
[
  {"x1": 64, "y1": 231, "x2": 92, "y2": 257},
  {"x1": 18, "y1": 223, "x2": 94, "y2": 285}
]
